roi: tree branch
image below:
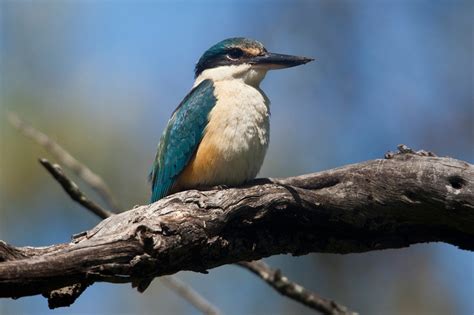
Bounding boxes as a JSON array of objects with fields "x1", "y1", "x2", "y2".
[
  {"x1": 1, "y1": 153, "x2": 472, "y2": 308},
  {"x1": 38, "y1": 159, "x2": 342, "y2": 315},
  {"x1": 8, "y1": 113, "x2": 342, "y2": 314},
  {"x1": 37, "y1": 158, "x2": 347, "y2": 315},
  {"x1": 237, "y1": 261, "x2": 354, "y2": 315}
]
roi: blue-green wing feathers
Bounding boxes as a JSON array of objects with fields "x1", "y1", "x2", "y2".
[{"x1": 149, "y1": 79, "x2": 216, "y2": 202}]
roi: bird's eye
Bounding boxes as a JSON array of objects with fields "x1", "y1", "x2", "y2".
[{"x1": 227, "y1": 48, "x2": 244, "y2": 60}]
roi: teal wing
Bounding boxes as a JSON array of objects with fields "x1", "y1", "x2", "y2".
[{"x1": 149, "y1": 79, "x2": 216, "y2": 202}]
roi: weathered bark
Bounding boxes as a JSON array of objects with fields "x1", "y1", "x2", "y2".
[{"x1": 1, "y1": 152, "x2": 473, "y2": 304}]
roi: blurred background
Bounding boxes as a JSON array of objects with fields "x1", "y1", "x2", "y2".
[{"x1": 1, "y1": 0, "x2": 473, "y2": 314}]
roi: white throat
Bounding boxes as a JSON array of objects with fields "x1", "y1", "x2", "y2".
[{"x1": 193, "y1": 64, "x2": 268, "y2": 88}]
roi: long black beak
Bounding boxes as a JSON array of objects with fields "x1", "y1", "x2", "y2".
[{"x1": 250, "y1": 52, "x2": 314, "y2": 69}]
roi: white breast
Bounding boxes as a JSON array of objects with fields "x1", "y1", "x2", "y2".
[{"x1": 201, "y1": 79, "x2": 270, "y2": 185}]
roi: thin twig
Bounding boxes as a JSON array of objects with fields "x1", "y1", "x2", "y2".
[
  {"x1": 161, "y1": 276, "x2": 222, "y2": 315},
  {"x1": 8, "y1": 112, "x2": 121, "y2": 211},
  {"x1": 237, "y1": 261, "x2": 357, "y2": 315},
  {"x1": 38, "y1": 158, "x2": 114, "y2": 219}
]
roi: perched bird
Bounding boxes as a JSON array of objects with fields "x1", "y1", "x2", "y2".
[{"x1": 150, "y1": 37, "x2": 313, "y2": 202}]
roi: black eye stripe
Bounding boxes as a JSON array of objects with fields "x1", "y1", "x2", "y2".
[{"x1": 227, "y1": 48, "x2": 244, "y2": 59}]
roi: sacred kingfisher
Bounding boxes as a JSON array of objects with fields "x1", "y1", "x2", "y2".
[{"x1": 150, "y1": 37, "x2": 313, "y2": 202}]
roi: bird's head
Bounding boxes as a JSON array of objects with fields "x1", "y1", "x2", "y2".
[{"x1": 194, "y1": 37, "x2": 313, "y2": 87}]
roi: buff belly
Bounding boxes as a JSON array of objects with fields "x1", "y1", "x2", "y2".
[{"x1": 173, "y1": 80, "x2": 270, "y2": 192}]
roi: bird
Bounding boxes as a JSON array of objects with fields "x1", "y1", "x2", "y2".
[{"x1": 150, "y1": 37, "x2": 313, "y2": 202}]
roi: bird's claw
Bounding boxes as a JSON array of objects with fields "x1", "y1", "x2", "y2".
[{"x1": 211, "y1": 184, "x2": 230, "y2": 190}]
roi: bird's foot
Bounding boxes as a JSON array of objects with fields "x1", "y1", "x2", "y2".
[{"x1": 209, "y1": 184, "x2": 230, "y2": 191}]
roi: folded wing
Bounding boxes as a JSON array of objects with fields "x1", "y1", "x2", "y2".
[{"x1": 149, "y1": 79, "x2": 216, "y2": 201}]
